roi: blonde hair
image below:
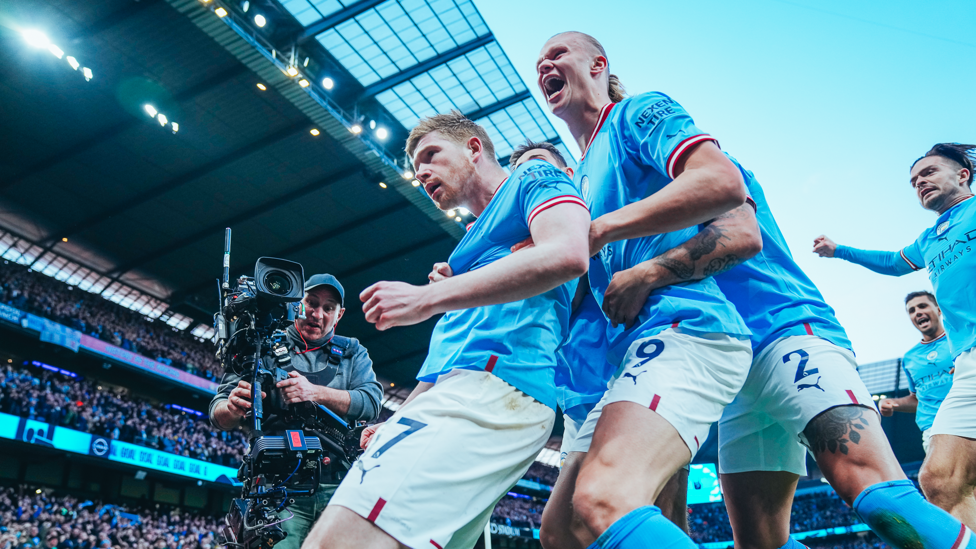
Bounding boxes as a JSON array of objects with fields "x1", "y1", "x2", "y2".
[
  {"x1": 561, "y1": 32, "x2": 626, "y2": 103},
  {"x1": 405, "y1": 110, "x2": 496, "y2": 164}
]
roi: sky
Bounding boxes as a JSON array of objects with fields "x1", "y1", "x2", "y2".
[{"x1": 475, "y1": 0, "x2": 976, "y2": 366}]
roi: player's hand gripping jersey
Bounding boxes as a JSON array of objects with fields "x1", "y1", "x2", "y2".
[
  {"x1": 902, "y1": 333, "x2": 954, "y2": 432},
  {"x1": 416, "y1": 159, "x2": 587, "y2": 409},
  {"x1": 902, "y1": 196, "x2": 976, "y2": 358},
  {"x1": 576, "y1": 93, "x2": 750, "y2": 365}
]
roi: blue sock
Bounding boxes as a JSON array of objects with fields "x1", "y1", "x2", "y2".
[
  {"x1": 777, "y1": 537, "x2": 808, "y2": 549},
  {"x1": 853, "y1": 480, "x2": 975, "y2": 549},
  {"x1": 588, "y1": 506, "x2": 697, "y2": 549}
]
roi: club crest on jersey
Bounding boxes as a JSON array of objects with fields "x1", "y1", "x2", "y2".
[
  {"x1": 580, "y1": 175, "x2": 590, "y2": 202},
  {"x1": 927, "y1": 350, "x2": 939, "y2": 361},
  {"x1": 937, "y1": 221, "x2": 950, "y2": 236}
]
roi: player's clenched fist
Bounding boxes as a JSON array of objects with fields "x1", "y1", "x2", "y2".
[
  {"x1": 878, "y1": 399, "x2": 898, "y2": 417},
  {"x1": 812, "y1": 235, "x2": 838, "y2": 258},
  {"x1": 427, "y1": 262, "x2": 453, "y2": 283},
  {"x1": 603, "y1": 265, "x2": 653, "y2": 328},
  {"x1": 360, "y1": 423, "x2": 382, "y2": 449},
  {"x1": 361, "y1": 281, "x2": 432, "y2": 331}
]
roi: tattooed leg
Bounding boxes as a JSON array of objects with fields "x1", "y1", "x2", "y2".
[{"x1": 804, "y1": 405, "x2": 907, "y2": 504}]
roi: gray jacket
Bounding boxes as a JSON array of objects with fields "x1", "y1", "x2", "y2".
[{"x1": 209, "y1": 326, "x2": 384, "y2": 429}]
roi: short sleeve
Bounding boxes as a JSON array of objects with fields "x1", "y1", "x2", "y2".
[
  {"x1": 621, "y1": 92, "x2": 718, "y2": 180},
  {"x1": 515, "y1": 160, "x2": 588, "y2": 228},
  {"x1": 900, "y1": 240, "x2": 924, "y2": 271},
  {"x1": 903, "y1": 364, "x2": 916, "y2": 393}
]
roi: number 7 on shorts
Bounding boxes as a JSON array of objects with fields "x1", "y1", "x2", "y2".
[{"x1": 370, "y1": 417, "x2": 428, "y2": 459}]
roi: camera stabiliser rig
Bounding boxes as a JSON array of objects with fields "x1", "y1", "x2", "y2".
[{"x1": 214, "y1": 228, "x2": 362, "y2": 549}]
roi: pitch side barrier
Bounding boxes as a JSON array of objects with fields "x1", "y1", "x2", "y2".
[
  {"x1": 0, "y1": 411, "x2": 240, "y2": 486},
  {"x1": 0, "y1": 302, "x2": 218, "y2": 395}
]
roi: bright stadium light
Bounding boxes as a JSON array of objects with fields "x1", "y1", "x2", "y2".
[
  {"x1": 215, "y1": 7, "x2": 228, "y2": 17},
  {"x1": 82, "y1": 67, "x2": 93, "y2": 81},
  {"x1": 144, "y1": 104, "x2": 158, "y2": 117},
  {"x1": 256, "y1": 82, "x2": 266, "y2": 90},
  {"x1": 402, "y1": 170, "x2": 413, "y2": 179},
  {"x1": 411, "y1": 179, "x2": 420, "y2": 187},
  {"x1": 455, "y1": 216, "x2": 461, "y2": 222},
  {"x1": 254, "y1": 14, "x2": 266, "y2": 27},
  {"x1": 379, "y1": 182, "x2": 387, "y2": 189},
  {"x1": 48, "y1": 44, "x2": 64, "y2": 59},
  {"x1": 375, "y1": 127, "x2": 388, "y2": 140},
  {"x1": 298, "y1": 78, "x2": 309, "y2": 88},
  {"x1": 241, "y1": 1, "x2": 250, "y2": 12},
  {"x1": 66, "y1": 56, "x2": 79, "y2": 70},
  {"x1": 321, "y1": 77, "x2": 334, "y2": 90},
  {"x1": 309, "y1": 128, "x2": 320, "y2": 136},
  {"x1": 286, "y1": 66, "x2": 298, "y2": 77},
  {"x1": 369, "y1": 120, "x2": 376, "y2": 130},
  {"x1": 446, "y1": 209, "x2": 456, "y2": 217},
  {"x1": 21, "y1": 29, "x2": 50, "y2": 49},
  {"x1": 157, "y1": 113, "x2": 168, "y2": 126},
  {"x1": 349, "y1": 124, "x2": 362, "y2": 134},
  {"x1": 171, "y1": 122, "x2": 179, "y2": 133},
  {"x1": 458, "y1": 207, "x2": 470, "y2": 215}
]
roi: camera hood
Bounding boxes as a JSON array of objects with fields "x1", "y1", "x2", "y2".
[{"x1": 254, "y1": 257, "x2": 305, "y2": 303}]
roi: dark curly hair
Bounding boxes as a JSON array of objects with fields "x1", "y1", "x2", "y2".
[{"x1": 912, "y1": 143, "x2": 976, "y2": 186}]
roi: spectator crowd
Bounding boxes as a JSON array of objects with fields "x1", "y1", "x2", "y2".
[
  {"x1": 0, "y1": 363, "x2": 245, "y2": 467},
  {"x1": 0, "y1": 262, "x2": 220, "y2": 379},
  {"x1": 0, "y1": 485, "x2": 220, "y2": 549}
]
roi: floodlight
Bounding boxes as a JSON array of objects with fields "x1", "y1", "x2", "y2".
[
  {"x1": 298, "y1": 78, "x2": 309, "y2": 88},
  {"x1": 309, "y1": 128, "x2": 320, "y2": 136},
  {"x1": 61, "y1": 237, "x2": 68, "y2": 242},
  {"x1": 144, "y1": 104, "x2": 158, "y2": 117},
  {"x1": 455, "y1": 216, "x2": 461, "y2": 222},
  {"x1": 82, "y1": 67, "x2": 93, "y2": 81},
  {"x1": 379, "y1": 182, "x2": 387, "y2": 189},
  {"x1": 369, "y1": 120, "x2": 376, "y2": 130},
  {"x1": 157, "y1": 113, "x2": 168, "y2": 126},
  {"x1": 321, "y1": 77, "x2": 334, "y2": 90},
  {"x1": 446, "y1": 209, "x2": 456, "y2": 217},
  {"x1": 411, "y1": 180, "x2": 420, "y2": 187},
  {"x1": 171, "y1": 122, "x2": 179, "y2": 133},
  {"x1": 66, "y1": 56, "x2": 79, "y2": 70},
  {"x1": 286, "y1": 66, "x2": 298, "y2": 77},
  {"x1": 254, "y1": 14, "x2": 266, "y2": 27},
  {"x1": 241, "y1": 1, "x2": 250, "y2": 12},
  {"x1": 375, "y1": 127, "x2": 388, "y2": 140},
  {"x1": 21, "y1": 29, "x2": 50, "y2": 49},
  {"x1": 48, "y1": 44, "x2": 64, "y2": 59},
  {"x1": 215, "y1": 7, "x2": 228, "y2": 17},
  {"x1": 303, "y1": 57, "x2": 309, "y2": 67},
  {"x1": 350, "y1": 124, "x2": 362, "y2": 134},
  {"x1": 458, "y1": 207, "x2": 470, "y2": 215},
  {"x1": 256, "y1": 83, "x2": 266, "y2": 90},
  {"x1": 402, "y1": 170, "x2": 413, "y2": 179}
]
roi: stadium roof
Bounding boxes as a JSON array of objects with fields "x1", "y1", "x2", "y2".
[{"x1": 0, "y1": 0, "x2": 570, "y2": 387}]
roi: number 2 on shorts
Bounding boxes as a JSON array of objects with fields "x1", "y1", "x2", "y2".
[
  {"x1": 785, "y1": 349, "x2": 817, "y2": 383},
  {"x1": 370, "y1": 417, "x2": 428, "y2": 459}
]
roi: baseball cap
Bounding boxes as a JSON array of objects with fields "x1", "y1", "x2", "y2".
[{"x1": 304, "y1": 274, "x2": 344, "y2": 305}]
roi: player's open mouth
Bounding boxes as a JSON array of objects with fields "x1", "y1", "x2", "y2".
[
  {"x1": 919, "y1": 187, "x2": 935, "y2": 199},
  {"x1": 543, "y1": 75, "x2": 565, "y2": 102},
  {"x1": 915, "y1": 315, "x2": 930, "y2": 328},
  {"x1": 425, "y1": 181, "x2": 441, "y2": 199}
]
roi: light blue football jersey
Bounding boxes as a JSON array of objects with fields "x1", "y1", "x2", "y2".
[
  {"x1": 714, "y1": 159, "x2": 853, "y2": 354},
  {"x1": 902, "y1": 196, "x2": 976, "y2": 357},
  {"x1": 556, "y1": 286, "x2": 616, "y2": 425},
  {"x1": 902, "y1": 333, "x2": 954, "y2": 432},
  {"x1": 416, "y1": 160, "x2": 588, "y2": 409},
  {"x1": 576, "y1": 93, "x2": 750, "y2": 367}
]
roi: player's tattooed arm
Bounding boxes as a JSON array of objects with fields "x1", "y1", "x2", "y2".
[
  {"x1": 804, "y1": 406, "x2": 870, "y2": 456},
  {"x1": 601, "y1": 203, "x2": 761, "y2": 327}
]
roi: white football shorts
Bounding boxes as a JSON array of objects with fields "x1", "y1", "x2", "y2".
[
  {"x1": 571, "y1": 329, "x2": 752, "y2": 461},
  {"x1": 930, "y1": 348, "x2": 976, "y2": 439},
  {"x1": 328, "y1": 369, "x2": 554, "y2": 549},
  {"x1": 718, "y1": 335, "x2": 877, "y2": 475}
]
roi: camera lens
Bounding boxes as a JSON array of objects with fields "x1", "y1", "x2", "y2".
[{"x1": 263, "y1": 271, "x2": 293, "y2": 296}]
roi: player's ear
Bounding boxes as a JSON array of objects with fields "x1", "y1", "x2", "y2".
[
  {"x1": 564, "y1": 167, "x2": 574, "y2": 178},
  {"x1": 957, "y1": 167, "x2": 971, "y2": 186},
  {"x1": 590, "y1": 55, "x2": 608, "y2": 77},
  {"x1": 467, "y1": 135, "x2": 483, "y2": 161}
]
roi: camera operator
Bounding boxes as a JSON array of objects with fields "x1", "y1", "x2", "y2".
[{"x1": 209, "y1": 273, "x2": 383, "y2": 549}]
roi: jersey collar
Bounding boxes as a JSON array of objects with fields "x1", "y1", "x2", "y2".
[
  {"x1": 466, "y1": 176, "x2": 509, "y2": 232},
  {"x1": 920, "y1": 331, "x2": 947, "y2": 345},
  {"x1": 580, "y1": 102, "x2": 616, "y2": 161}
]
